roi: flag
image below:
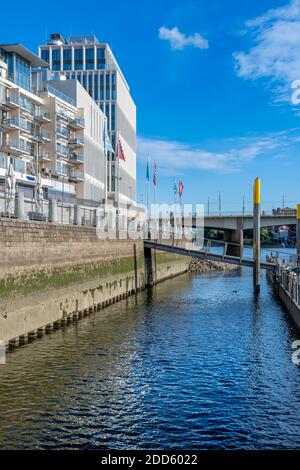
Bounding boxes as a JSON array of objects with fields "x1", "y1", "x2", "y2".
[
  {"x1": 178, "y1": 180, "x2": 184, "y2": 198},
  {"x1": 119, "y1": 139, "x2": 126, "y2": 161},
  {"x1": 153, "y1": 161, "x2": 157, "y2": 186},
  {"x1": 146, "y1": 159, "x2": 150, "y2": 181},
  {"x1": 104, "y1": 119, "x2": 114, "y2": 153},
  {"x1": 116, "y1": 136, "x2": 126, "y2": 161}
]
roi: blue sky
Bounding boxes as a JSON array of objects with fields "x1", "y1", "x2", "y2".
[{"x1": 1, "y1": 0, "x2": 300, "y2": 212}]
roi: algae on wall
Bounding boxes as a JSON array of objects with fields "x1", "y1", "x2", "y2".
[{"x1": 0, "y1": 255, "x2": 145, "y2": 300}]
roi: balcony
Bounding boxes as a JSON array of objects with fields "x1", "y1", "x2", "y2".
[
  {"x1": 56, "y1": 145, "x2": 69, "y2": 159},
  {"x1": 4, "y1": 93, "x2": 21, "y2": 109},
  {"x1": 56, "y1": 108, "x2": 70, "y2": 120},
  {"x1": 68, "y1": 116, "x2": 85, "y2": 130},
  {"x1": 40, "y1": 130, "x2": 51, "y2": 141},
  {"x1": 1, "y1": 117, "x2": 31, "y2": 133},
  {"x1": 56, "y1": 125, "x2": 69, "y2": 139},
  {"x1": 39, "y1": 149, "x2": 51, "y2": 161},
  {"x1": 1, "y1": 139, "x2": 33, "y2": 156},
  {"x1": 69, "y1": 169, "x2": 85, "y2": 181},
  {"x1": 69, "y1": 136, "x2": 84, "y2": 148},
  {"x1": 34, "y1": 108, "x2": 51, "y2": 123},
  {"x1": 69, "y1": 152, "x2": 84, "y2": 164}
]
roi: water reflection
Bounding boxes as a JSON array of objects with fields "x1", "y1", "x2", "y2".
[{"x1": 0, "y1": 263, "x2": 300, "y2": 449}]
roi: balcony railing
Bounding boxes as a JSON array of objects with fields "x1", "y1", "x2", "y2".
[
  {"x1": 69, "y1": 136, "x2": 84, "y2": 146},
  {"x1": 39, "y1": 149, "x2": 51, "y2": 161},
  {"x1": 56, "y1": 125, "x2": 69, "y2": 138},
  {"x1": 34, "y1": 108, "x2": 51, "y2": 122},
  {"x1": 68, "y1": 116, "x2": 85, "y2": 129},
  {"x1": 70, "y1": 169, "x2": 85, "y2": 180},
  {"x1": 1, "y1": 117, "x2": 31, "y2": 132},
  {"x1": 69, "y1": 152, "x2": 84, "y2": 163},
  {"x1": 2, "y1": 139, "x2": 33, "y2": 155},
  {"x1": 40, "y1": 130, "x2": 51, "y2": 141},
  {"x1": 56, "y1": 146, "x2": 69, "y2": 158}
]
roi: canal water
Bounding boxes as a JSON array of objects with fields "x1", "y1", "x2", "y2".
[{"x1": 0, "y1": 252, "x2": 300, "y2": 450}]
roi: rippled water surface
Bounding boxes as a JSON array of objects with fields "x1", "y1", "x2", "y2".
[{"x1": 1, "y1": 263, "x2": 300, "y2": 450}]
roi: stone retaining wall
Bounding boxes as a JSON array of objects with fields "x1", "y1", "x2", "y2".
[{"x1": 0, "y1": 220, "x2": 190, "y2": 347}]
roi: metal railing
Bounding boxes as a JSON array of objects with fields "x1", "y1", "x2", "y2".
[{"x1": 273, "y1": 260, "x2": 300, "y2": 307}]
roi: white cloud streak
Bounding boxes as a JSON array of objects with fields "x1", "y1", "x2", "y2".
[
  {"x1": 233, "y1": 0, "x2": 300, "y2": 101},
  {"x1": 138, "y1": 130, "x2": 300, "y2": 174},
  {"x1": 159, "y1": 26, "x2": 209, "y2": 50}
]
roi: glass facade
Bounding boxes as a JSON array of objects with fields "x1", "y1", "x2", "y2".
[
  {"x1": 96, "y1": 47, "x2": 105, "y2": 69},
  {"x1": 41, "y1": 49, "x2": 49, "y2": 64},
  {"x1": 4, "y1": 52, "x2": 31, "y2": 91},
  {"x1": 105, "y1": 73, "x2": 110, "y2": 100},
  {"x1": 52, "y1": 49, "x2": 61, "y2": 71},
  {"x1": 94, "y1": 74, "x2": 98, "y2": 100},
  {"x1": 85, "y1": 48, "x2": 94, "y2": 70},
  {"x1": 74, "y1": 48, "x2": 83, "y2": 70},
  {"x1": 63, "y1": 49, "x2": 72, "y2": 70},
  {"x1": 88, "y1": 73, "x2": 93, "y2": 97}
]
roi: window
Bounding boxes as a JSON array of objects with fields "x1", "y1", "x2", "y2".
[
  {"x1": 100, "y1": 74, "x2": 104, "y2": 100},
  {"x1": 41, "y1": 49, "x2": 49, "y2": 64},
  {"x1": 111, "y1": 103, "x2": 116, "y2": 131},
  {"x1": 111, "y1": 73, "x2": 116, "y2": 100},
  {"x1": 74, "y1": 48, "x2": 83, "y2": 70},
  {"x1": 10, "y1": 53, "x2": 31, "y2": 91},
  {"x1": 52, "y1": 49, "x2": 61, "y2": 71},
  {"x1": 106, "y1": 74, "x2": 110, "y2": 100},
  {"x1": 63, "y1": 48, "x2": 72, "y2": 70},
  {"x1": 14, "y1": 158, "x2": 25, "y2": 173},
  {"x1": 94, "y1": 74, "x2": 98, "y2": 100},
  {"x1": 97, "y1": 47, "x2": 105, "y2": 69},
  {"x1": 0, "y1": 154, "x2": 7, "y2": 169},
  {"x1": 88, "y1": 73, "x2": 93, "y2": 97},
  {"x1": 85, "y1": 48, "x2": 94, "y2": 70}
]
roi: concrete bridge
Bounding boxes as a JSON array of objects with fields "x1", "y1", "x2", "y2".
[{"x1": 158, "y1": 213, "x2": 296, "y2": 258}]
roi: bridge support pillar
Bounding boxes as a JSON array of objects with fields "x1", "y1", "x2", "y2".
[{"x1": 224, "y1": 229, "x2": 243, "y2": 258}]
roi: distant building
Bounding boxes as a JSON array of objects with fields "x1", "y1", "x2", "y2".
[
  {"x1": 272, "y1": 207, "x2": 296, "y2": 216},
  {"x1": 38, "y1": 33, "x2": 136, "y2": 204},
  {"x1": 0, "y1": 43, "x2": 106, "y2": 202}
]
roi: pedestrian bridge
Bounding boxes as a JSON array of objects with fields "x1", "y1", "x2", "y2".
[{"x1": 144, "y1": 240, "x2": 277, "y2": 271}]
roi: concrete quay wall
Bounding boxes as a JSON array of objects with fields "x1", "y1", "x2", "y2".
[
  {"x1": 0, "y1": 220, "x2": 190, "y2": 346},
  {"x1": 267, "y1": 270, "x2": 300, "y2": 332}
]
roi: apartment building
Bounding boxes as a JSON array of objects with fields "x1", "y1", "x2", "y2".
[
  {"x1": 0, "y1": 44, "x2": 107, "y2": 203},
  {"x1": 39, "y1": 33, "x2": 136, "y2": 204}
]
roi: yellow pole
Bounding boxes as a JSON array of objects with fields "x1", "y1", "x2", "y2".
[{"x1": 253, "y1": 177, "x2": 261, "y2": 293}]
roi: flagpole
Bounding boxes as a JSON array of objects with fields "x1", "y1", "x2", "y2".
[
  {"x1": 174, "y1": 176, "x2": 177, "y2": 206},
  {"x1": 147, "y1": 154, "x2": 150, "y2": 239},
  {"x1": 147, "y1": 154, "x2": 150, "y2": 213}
]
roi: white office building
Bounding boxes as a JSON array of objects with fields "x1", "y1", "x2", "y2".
[{"x1": 39, "y1": 33, "x2": 136, "y2": 204}]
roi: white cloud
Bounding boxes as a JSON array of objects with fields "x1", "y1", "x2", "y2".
[
  {"x1": 159, "y1": 26, "x2": 209, "y2": 51},
  {"x1": 233, "y1": 0, "x2": 300, "y2": 101},
  {"x1": 138, "y1": 130, "x2": 300, "y2": 174}
]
